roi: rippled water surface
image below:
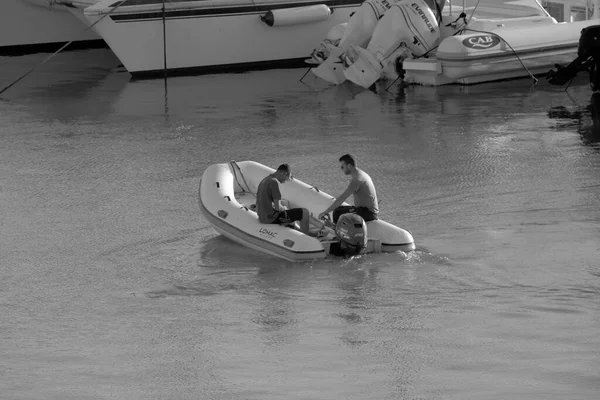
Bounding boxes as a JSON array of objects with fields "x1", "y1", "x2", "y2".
[{"x1": 1, "y1": 49, "x2": 599, "y2": 400}]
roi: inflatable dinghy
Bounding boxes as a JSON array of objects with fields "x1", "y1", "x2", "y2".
[{"x1": 198, "y1": 161, "x2": 415, "y2": 262}]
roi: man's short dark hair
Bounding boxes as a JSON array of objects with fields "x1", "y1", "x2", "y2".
[
  {"x1": 339, "y1": 154, "x2": 356, "y2": 167},
  {"x1": 277, "y1": 163, "x2": 291, "y2": 174}
]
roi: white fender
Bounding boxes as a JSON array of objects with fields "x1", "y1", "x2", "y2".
[
  {"x1": 344, "y1": 0, "x2": 440, "y2": 88},
  {"x1": 261, "y1": 5, "x2": 332, "y2": 27}
]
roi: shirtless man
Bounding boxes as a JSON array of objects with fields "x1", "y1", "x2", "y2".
[{"x1": 318, "y1": 154, "x2": 379, "y2": 223}]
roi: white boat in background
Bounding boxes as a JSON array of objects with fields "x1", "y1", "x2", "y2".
[
  {"x1": 199, "y1": 161, "x2": 415, "y2": 262},
  {"x1": 402, "y1": 0, "x2": 600, "y2": 86},
  {"x1": 543, "y1": 0, "x2": 600, "y2": 23},
  {"x1": 59, "y1": 0, "x2": 363, "y2": 78},
  {"x1": 307, "y1": 0, "x2": 600, "y2": 87},
  {"x1": 0, "y1": 0, "x2": 102, "y2": 54}
]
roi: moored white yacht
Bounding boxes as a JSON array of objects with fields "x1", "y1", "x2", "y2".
[
  {"x1": 60, "y1": 0, "x2": 363, "y2": 77},
  {"x1": 0, "y1": 0, "x2": 101, "y2": 54}
]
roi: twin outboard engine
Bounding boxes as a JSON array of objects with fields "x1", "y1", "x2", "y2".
[
  {"x1": 334, "y1": 213, "x2": 368, "y2": 256},
  {"x1": 343, "y1": 0, "x2": 441, "y2": 88},
  {"x1": 310, "y1": 0, "x2": 444, "y2": 86},
  {"x1": 309, "y1": 0, "x2": 402, "y2": 84},
  {"x1": 547, "y1": 25, "x2": 600, "y2": 91}
]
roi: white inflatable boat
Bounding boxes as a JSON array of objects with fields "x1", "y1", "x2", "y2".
[
  {"x1": 403, "y1": 1, "x2": 600, "y2": 86},
  {"x1": 198, "y1": 161, "x2": 415, "y2": 262}
]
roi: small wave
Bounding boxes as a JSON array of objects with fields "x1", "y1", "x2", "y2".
[
  {"x1": 146, "y1": 283, "x2": 221, "y2": 298},
  {"x1": 403, "y1": 248, "x2": 452, "y2": 266},
  {"x1": 94, "y1": 228, "x2": 208, "y2": 259}
]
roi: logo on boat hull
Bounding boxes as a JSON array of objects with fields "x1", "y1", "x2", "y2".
[
  {"x1": 462, "y1": 35, "x2": 501, "y2": 49},
  {"x1": 258, "y1": 228, "x2": 277, "y2": 240}
]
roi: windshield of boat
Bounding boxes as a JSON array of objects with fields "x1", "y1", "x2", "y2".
[{"x1": 443, "y1": 0, "x2": 594, "y2": 23}]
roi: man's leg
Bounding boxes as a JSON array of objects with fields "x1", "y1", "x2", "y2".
[
  {"x1": 299, "y1": 208, "x2": 310, "y2": 234},
  {"x1": 332, "y1": 206, "x2": 355, "y2": 223},
  {"x1": 279, "y1": 208, "x2": 310, "y2": 234},
  {"x1": 355, "y1": 207, "x2": 378, "y2": 222}
]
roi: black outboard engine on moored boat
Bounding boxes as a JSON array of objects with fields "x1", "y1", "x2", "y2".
[
  {"x1": 547, "y1": 25, "x2": 600, "y2": 91},
  {"x1": 333, "y1": 213, "x2": 368, "y2": 256}
]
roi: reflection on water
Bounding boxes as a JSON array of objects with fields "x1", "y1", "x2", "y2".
[
  {"x1": 547, "y1": 92, "x2": 600, "y2": 149},
  {"x1": 1, "y1": 49, "x2": 599, "y2": 400}
]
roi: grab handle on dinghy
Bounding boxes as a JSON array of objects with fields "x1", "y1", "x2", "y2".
[
  {"x1": 224, "y1": 196, "x2": 231, "y2": 201},
  {"x1": 230, "y1": 160, "x2": 251, "y2": 193},
  {"x1": 310, "y1": 186, "x2": 320, "y2": 192},
  {"x1": 217, "y1": 210, "x2": 228, "y2": 218}
]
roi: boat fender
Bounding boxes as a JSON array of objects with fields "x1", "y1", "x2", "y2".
[{"x1": 261, "y1": 5, "x2": 332, "y2": 27}]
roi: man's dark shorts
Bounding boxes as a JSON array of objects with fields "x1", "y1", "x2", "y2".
[
  {"x1": 274, "y1": 208, "x2": 304, "y2": 224},
  {"x1": 333, "y1": 206, "x2": 378, "y2": 223}
]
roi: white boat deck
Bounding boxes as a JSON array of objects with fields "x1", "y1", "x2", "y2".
[{"x1": 401, "y1": 0, "x2": 600, "y2": 86}]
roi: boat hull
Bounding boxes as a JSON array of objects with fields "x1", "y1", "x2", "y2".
[
  {"x1": 81, "y1": 0, "x2": 362, "y2": 77},
  {"x1": 0, "y1": 0, "x2": 102, "y2": 54},
  {"x1": 199, "y1": 161, "x2": 415, "y2": 262},
  {"x1": 403, "y1": 19, "x2": 600, "y2": 86}
]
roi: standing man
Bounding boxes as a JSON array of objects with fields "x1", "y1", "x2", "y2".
[
  {"x1": 318, "y1": 154, "x2": 379, "y2": 223},
  {"x1": 256, "y1": 163, "x2": 311, "y2": 234}
]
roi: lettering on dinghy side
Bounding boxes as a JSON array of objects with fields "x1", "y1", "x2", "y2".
[
  {"x1": 258, "y1": 227, "x2": 278, "y2": 240},
  {"x1": 462, "y1": 35, "x2": 501, "y2": 49}
]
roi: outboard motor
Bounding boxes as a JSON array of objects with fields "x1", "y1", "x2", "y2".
[
  {"x1": 309, "y1": 0, "x2": 398, "y2": 64},
  {"x1": 334, "y1": 213, "x2": 368, "y2": 256},
  {"x1": 310, "y1": 0, "x2": 402, "y2": 84},
  {"x1": 343, "y1": 0, "x2": 441, "y2": 89},
  {"x1": 547, "y1": 25, "x2": 600, "y2": 91}
]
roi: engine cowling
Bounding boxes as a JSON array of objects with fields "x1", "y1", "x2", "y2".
[
  {"x1": 578, "y1": 25, "x2": 600, "y2": 60},
  {"x1": 547, "y1": 25, "x2": 600, "y2": 91},
  {"x1": 335, "y1": 213, "x2": 368, "y2": 256},
  {"x1": 369, "y1": 0, "x2": 440, "y2": 61},
  {"x1": 343, "y1": 0, "x2": 440, "y2": 88}
]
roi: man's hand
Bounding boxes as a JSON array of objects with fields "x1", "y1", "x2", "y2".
[
  {"x1": 276, "y1": 200, "x2": 289, "y2": 212},
  {"x1": 318, "y1": 212, "x2": 328, "y2": 220}
]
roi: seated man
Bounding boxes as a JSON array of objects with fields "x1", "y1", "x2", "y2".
[
  {"x1": 256, "y1": 163, "x2": 310, "y2": 234},
  {"x1": 318, "y1": 154, "x2": 379, "y2": 223}
]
